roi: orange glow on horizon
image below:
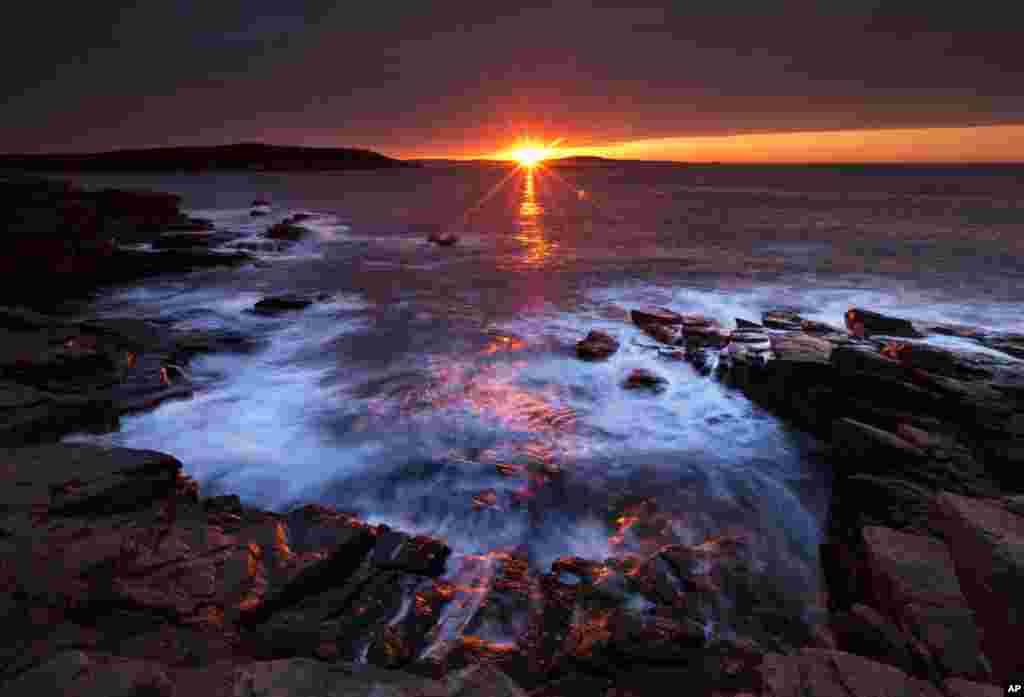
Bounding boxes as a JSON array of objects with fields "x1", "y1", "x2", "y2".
[{"x1": 410, "y1": 125, "x2": 1024, "y2": 163}]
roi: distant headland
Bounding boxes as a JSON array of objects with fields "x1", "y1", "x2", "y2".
[{"x1": 0, "y1": 143, "x2": 416, "y2": 172}]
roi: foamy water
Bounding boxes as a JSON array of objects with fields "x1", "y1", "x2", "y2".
[{"x1": 62, "y1": 164, "x2": 1024, "y2": 645}]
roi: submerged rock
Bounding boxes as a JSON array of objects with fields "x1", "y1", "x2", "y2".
[
  {"x1": 427, "y1": 231, "x2": 458, "y2": 246},
  {"x1": 252, "y1": 294, "x2": 326, "y2": 315},
  {"x1": 265, "y1": 222, "x2": 307, "y2": 241},
  {"x1": 623, "y1": 368, "x2": 668, "y2": 392},
  {"x1": 576, "y1": 330, "x2": 620, "y2": 360}
]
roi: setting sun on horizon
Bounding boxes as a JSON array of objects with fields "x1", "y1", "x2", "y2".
[{"x1": 451, "y1": 124, "x2": 1024, "y2": 164}]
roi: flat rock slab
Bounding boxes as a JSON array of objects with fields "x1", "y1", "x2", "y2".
[
  {"x1": 930, "y1": 492, "x2": 1024, "y2": 684},
  {"x1": 862, "y1": 525, "x2": 967, "y2": 611},
  {"x1": 758, "y1": 649, "x2": 945, "y2": 697},
  {"x1": 0, "y1": 443, "x2": 180, "y2": 517}
]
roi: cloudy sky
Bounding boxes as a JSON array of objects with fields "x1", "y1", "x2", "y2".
[{"x1": 3, "y1": 1, "x2": 1022, "y2": 160}]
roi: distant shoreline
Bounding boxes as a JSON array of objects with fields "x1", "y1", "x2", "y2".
[{"x1": 0, "y1": 142, "x2": 417, "y2": 173}]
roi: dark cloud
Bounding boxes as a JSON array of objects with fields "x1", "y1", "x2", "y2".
[{"x1": 3, "y1": 1, "x2": 1022, "y2": 155}]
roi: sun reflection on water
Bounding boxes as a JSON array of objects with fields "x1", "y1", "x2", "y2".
[{"x1": 515, "y1": 168, "x2": 558, "y2": 268}]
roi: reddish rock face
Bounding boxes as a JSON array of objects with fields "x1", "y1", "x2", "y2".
[
  {"x1": 630, "y1": 306, "x2": 683, "y2": 327},
  {"x1": 930, "y1": 493, "x2": 1024, "y2": 685}
]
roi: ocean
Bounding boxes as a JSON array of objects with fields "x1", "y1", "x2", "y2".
[{"x1": 57, "y1": 162, "x2": 1024, "y2": 645}]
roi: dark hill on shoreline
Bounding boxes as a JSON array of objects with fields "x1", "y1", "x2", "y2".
[{"x1": 0, "y1": 143, "x2": 416, "y2": 172}]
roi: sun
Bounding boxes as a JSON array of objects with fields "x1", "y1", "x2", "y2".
[
  {"x1": 511, "y1": 146, "x2": 546, "y2": 168},
  {"x1": 502, "y1": 138, "x2": 564, "y2": 168}
]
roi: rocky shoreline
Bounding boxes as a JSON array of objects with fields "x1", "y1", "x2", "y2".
[{"x1": 1, "y1": 177, "x2": 1020, "y2": 696}]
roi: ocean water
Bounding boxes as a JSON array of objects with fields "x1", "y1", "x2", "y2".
[{"x1": 59, "y1": 163, "x2": 1024, "y2": 643}]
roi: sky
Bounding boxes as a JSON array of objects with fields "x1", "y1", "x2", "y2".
[{"x1": 2, "y1": 1, "x2": 1022, "y2": 162}]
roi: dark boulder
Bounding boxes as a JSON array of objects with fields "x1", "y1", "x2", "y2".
[
  {"x1": 735, "y1": 318, "x2": 763, "y2": 330},
  {"x1": 845, "y1": 308, "x2": 924, "y2": 339},
  {"x1": 576, "y1": 330, "x2": 620, "y2": 361},
  {"x1": 252, "y1": 295, "x2": 315, "y2": 315},
  {"x1": 630, "y1": 306, "x2": 682, "y2": 327}
]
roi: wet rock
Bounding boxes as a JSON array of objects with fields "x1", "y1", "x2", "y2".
[
  {"x1": 637, "y1": 320, "x2": 680, "y2": 345},
  {"x1": 249, "y1": 209, "x2": 269, "y2": 217},
  {"x1": 930, "y1": 492, "x2": 1024, "y2": 684},
  {"x1": 427, "y1": 231, "x2": 458, "y2": 246},
  {"x1": 723, "y1": 328, "x2": 772, "y2": 368},
  {"x1": 371, "y1": 529, "x2": 451, "y2": 577},
  {"x1": 289, "y1": 213, "x2": 315, "y2": 223},
  {"x1": 266, "y1": 222, "x2": 307, "y2": 241},
  {"x1": 735, "y1": 317, "x2": 763, "y2": 330},
  {"x1": 576, "y1": 330, "x2": 620, "y2": 361},
  {"x1": 979, "y1": 333, "x2": 1024, "y2": 360},
  {"x1": 622, "y1": 368, "x2": 668, "y2": 393},
  {"x1": 252, "y1": 294, "x2": 316, "y2": 315},
  {"x1": 630, "y1": 306, "x2": 682, "y2": 327},
  {"x1": 801, "y1": 318, "x2": 845, "y2": 335},
  {"x1": 879, "y1": 341, "x2": 995, "y2": 381},
  {"x1": 846, "y1": 307, "x2": 924, "y2": 339},
  {"x1": 679, "y1": 315, "x2": 730, "y2": 348},
  {"x1": 829, "y1": 603, "x2": 918, "y2": 676},
  {"x1": 762, "y1": 309, "x2": 803, "y2": 330},
  {"x1": 2, "y1": 650, "x2": 174, "y2": 697},
  {"x1": 608, "y1": 609, "x2": 705, "y2": 661}
]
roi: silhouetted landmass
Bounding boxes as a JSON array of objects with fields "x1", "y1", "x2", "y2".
[{"x1": 0, "y1": 143, "x2": 416, "y2": 172}]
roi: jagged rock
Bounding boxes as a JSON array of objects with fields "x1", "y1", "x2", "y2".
[
  {"x1": 735, "y1": 317, "x2": 763, "y2": 329},
  {"x1": 861, "y1": 526, "x2": 988, "y2": 679},
  {"x1": 801, "y1": 318, "x2": 844, "y2": 335},
  {"x1": 762, "y1": 309, "x2": 803, "y2": 330},
  {"x1": 630, "y1": 306, "x2": 682, "y2": 327},
  {"x1": 829, "y1": 603, "x2": 918, "y2": 676},
  {"x1": 622, "y1": 368, "x2": 668, "y2": 392},
  {"x1": 846, "y1": 308, "x2": 924, "y2": 338},
  {"x1": 930, "y1": 493, "x2": 1024, "y2": 684},
  {"x1": 575, "y1": 331, "x2": 619, "y2": 361},
  {"x1": 637, "y1": 321, "x2": 680, "y2": 345}
]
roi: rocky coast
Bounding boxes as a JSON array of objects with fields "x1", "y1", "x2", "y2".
[{"x1": 1, "y1": 176, "x2": 1020, "y2": 696}]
